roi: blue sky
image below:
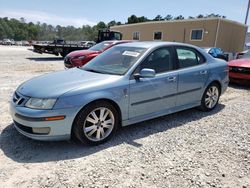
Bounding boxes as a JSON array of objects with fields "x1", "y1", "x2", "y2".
[{"x1": 0, "y1": 0, "x2": 248, "y2": 27}]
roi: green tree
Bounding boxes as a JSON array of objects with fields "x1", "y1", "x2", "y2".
[
  {"x1": 197, "y1": 14, "x2": 204, "y2": 18},
  {"x1": 153, "y1": 15, "x2": 163, "y2": 21},
  {"x1": 127, "y1": 15, "x2": 139, "y2": 24},
  {"x1": 164, "y1": 14, "x2": 173, "y2": 20},
  {"x1": 174, "y1": 15, "x2": 185, "y2": 20},
  {"x1": 138, "y1": 16, "x2": 149, "y2": 22},
  {"x1": 96, "y1": 21, "x2": 107, "y2": 30}
]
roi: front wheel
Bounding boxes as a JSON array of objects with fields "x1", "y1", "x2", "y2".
[
  {"x1": 199, "y1": 83, "x2": 220, "y2": 111},
  {"x1": 73, "y1": 101, "x2": 119, "y2": 145}
]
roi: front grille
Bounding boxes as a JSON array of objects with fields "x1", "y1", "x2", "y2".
[
  {"x1": 13, "y1": 92, "x2": 25, "y2": 105},
  {"x1": 14, "y1": 120, "x2": 33, "y2": 134},
  {"x1": 230, "y1": 66, "x2": 250, "y2": 74},
  {"x1": 64, "y1": 57, "x2": 72, "y2": 67}
]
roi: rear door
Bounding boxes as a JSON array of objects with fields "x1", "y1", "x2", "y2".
[{"x1": 174, "y1": 46, "x2": 209, "y2": 107}]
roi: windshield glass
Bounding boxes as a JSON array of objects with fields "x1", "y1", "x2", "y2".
[
  {"x1": 241, "y1": 51, "x2": 250, "y2": 59},
  {"x1": 89, "y1": 41, "x2": 113, "y2": 51},
  {"x1": 81, "y1": 46, "x2": 147, "y2": 75}
]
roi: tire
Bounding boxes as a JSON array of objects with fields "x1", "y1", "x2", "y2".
[
  {"x1": 72, "y1": 101, "x2": 119, "y2": 145},
  {"x1": 60, "y1": 52, "x2": 66, "y2": 58},
  {"x1": 199, "y1": 83, "x2": 221, "y2": 112},
  {"x1": 60, "y1": 49, "x2": 70, "y2": 58}
]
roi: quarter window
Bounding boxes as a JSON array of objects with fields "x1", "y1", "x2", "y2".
[
  {"x1": 176, "y1": 47, "x2": 205, "y2": 69},
  {"x1": 133, "y1": 32, "x2": 140, "y2": 40},
  {"x1": 154, "y1": 31, "x2": 162, "y2": 40},
  {"x1": 191, "y1": 29, "x2": 203, "y2": 40},
  {"x1": 136, "y1": 48, "x2": 174, "y2": 74}
]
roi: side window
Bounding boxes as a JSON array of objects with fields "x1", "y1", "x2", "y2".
[
  {"x1": 176, "y1": 47, "x2": 205, "y2": 69},
  {"x1": 154, "y1": 31, "x2": 162, "y2": 40},
  {"x1": 190, "y1": 29, "x2": 203, "y2": 40},
  {"x1": 114, "y1": 33, "x2": 122, "y2": 40},
  {"x1": 133, "y1": 32, "x2": 140, "y2": 40},
  {"x1": 136, "y1": 47, "x2": 174, "y2": 74}
]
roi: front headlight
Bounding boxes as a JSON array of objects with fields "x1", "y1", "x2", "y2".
[{"x1": 25, "y1": 98, "x2": 57, "y2": 109}]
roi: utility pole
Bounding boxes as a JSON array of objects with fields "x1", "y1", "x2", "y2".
[{"x1": 245, "y1": 0, "x2": 250, "y2": 24}]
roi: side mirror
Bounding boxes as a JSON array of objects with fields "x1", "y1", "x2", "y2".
[{"x1": 134, "y1": 68, "x2": 156, "y2": 80}]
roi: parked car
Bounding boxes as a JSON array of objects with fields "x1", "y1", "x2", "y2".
[
  {"x1": 21, "y1": 40, "x2": 30, "y2": 46},
  {"x1": 79, "y1": 41, "x2": 96, "y2": 48},
  {"x1": 2, "y1": 39, "x2": 15, "y2": 45},
  {"x1": 236, "y1": 50, "x2": 248, "y2": 59},
  {"x1": 64, "y1": 40, "x2": 133, "y2": 68},
  {"x1": 203, "y1": 47, "x2": 228, "y2": 61},
  {"x1": 10, "y1": 42, "x2": 229, "y2": 145},
  {"x1": 228, "y1": 51, "x2": 250, "y2": 84},
  {"x1": 15, "y1": 41, "x2": 22, "y2": 46}
]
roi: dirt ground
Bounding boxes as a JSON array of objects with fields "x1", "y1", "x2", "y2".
[{"x1": 0, "y1": 45, "x2": 249, "y2": 188}]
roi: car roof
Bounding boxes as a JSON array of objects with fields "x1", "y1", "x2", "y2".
[
  {"x1": 101, "y1": 40, "x2": 133, "y2": 44},
  {"x1": 117, "y1": 41, "x2": 202, "y2": 49}
]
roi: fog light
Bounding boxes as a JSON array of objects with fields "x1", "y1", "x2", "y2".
[{"x1": 32, "y1": 127, "x2": 50, "y2": 134}]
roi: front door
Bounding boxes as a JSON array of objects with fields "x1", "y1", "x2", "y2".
[{"x1": 129, "y1": 47, "x2": 178, "y2": 119}]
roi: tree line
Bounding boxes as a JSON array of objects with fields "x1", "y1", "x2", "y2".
[{"x1": 0, "y1": 14, "x2": 225, "y2": 41}]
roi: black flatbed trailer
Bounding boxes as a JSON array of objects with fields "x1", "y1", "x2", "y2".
[
  {"x1": 32, "y1": 30, "x2": 122, "y2": 57},
  {"x1": 33, "y1": 41, "x2": 90, "y2": 57}
]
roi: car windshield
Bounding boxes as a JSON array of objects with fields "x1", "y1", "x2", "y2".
[
  {"x1": 81, "y1": 46, "x2": 147, "y2": 75},
  {"x1": 89, "y1": 41, "x2": 114, "y2": 51},
  {"x1": 241, "y1": 51, "x2": 250, "y2": 59}
]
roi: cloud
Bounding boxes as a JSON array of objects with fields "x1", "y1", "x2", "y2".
[{"x1": 0, "y1": 9, "x2": 97, "y2": 27}]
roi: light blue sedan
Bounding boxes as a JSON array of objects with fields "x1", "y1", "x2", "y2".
[{"x1": 10, "y1": 42, "x2": 229, "y2": 145}]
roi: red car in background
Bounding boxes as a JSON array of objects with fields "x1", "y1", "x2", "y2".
[
  {"x1": 228, "y1": 51, "x2": 250, "y2": 85},
  {"x1": 64, "y1": 40, "x2": 133, "y2": 68}
]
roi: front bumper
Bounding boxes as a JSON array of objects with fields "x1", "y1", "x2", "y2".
[
  {"x1": 229, "y1": 72, "x2": 250, "y2": 80},
  {"x1": 10, "y1": 100, "x2": 80, "y2": 141}
]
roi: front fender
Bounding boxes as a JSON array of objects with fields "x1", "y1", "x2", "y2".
[{"x1": 53, "y1": 86, "x2": 129, "y2": 121}]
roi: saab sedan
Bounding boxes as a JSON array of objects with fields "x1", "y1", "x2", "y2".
[{"x1": 10, "y1": 42, "x2": 229, "y2": 145}]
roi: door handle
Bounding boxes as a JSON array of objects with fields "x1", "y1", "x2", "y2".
[
  {"x1": 200, "y1": 70, "x2": 208, "y2": 75},
  {"x1": 167, "y1": 76, "x2": 176, "y2": 82}
]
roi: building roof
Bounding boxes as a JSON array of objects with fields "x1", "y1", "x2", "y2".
[{"x1": 111, "y1": 18, "x2": 247, "y2": 29}]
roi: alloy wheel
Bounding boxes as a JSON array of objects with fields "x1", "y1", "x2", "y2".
[
  {"x1": 205, "y1": 86, "x2": 219, "y2": 109},
  {"x1": 83, "y1": 107, "x2": 115, "y2": 141}
]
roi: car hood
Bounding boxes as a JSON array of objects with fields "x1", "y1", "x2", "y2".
[
  {"x1": 67, "y1": 50, "x2": 99, "y2": 57},
  {"x1": 229, "y1": 59, "x2": 250, "y2": 68},
  {"x1": 17, "y1": 68, "x2": 121, "y2": 98}
]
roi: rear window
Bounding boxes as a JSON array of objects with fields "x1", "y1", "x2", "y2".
[{"x1": 176, "y1": 47, "x2": 205, "y2": 69}]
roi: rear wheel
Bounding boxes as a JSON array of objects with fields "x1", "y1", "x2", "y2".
[
  {"x1": 199, "y1": 83, "x2": 220, "y2": 111},
  {"x1": 60, "y1": 50, "x2": 68, "y2": 58},
  {"x1": 73, "y1": 101, "x2": 119, "y2": 145}
]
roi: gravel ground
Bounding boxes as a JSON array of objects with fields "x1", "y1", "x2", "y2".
[{"x1": 0, "y1": 45, "x2": 249, "y2": 188}]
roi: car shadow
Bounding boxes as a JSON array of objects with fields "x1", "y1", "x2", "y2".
[
  {"x1": 26, "y1": 57, "x2": 64, "y2": 62},
  {"x1": 0, "y1": 104, "x2": 225, "y2": 163},
  {"x1": 228, "y1": 82, "x2": 250, "y2": 90}
]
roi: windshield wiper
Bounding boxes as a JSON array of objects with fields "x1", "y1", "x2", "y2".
[
  {"x1": 82, "y1": 68, "x2": 122, "y2": 76},
  {"x1": 83, "y1": 68, "x2": 105, "y2": 74}
]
